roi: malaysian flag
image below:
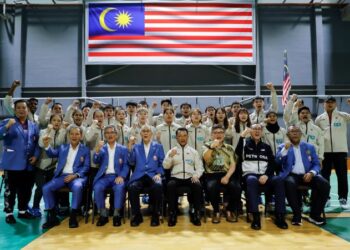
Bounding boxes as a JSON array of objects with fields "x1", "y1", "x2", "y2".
[
  {"x1": 87, "y1": 1, "x2": 254, "y2": 64},
  {"x1": 282, "y1": 50, "x2": 291, "y2": 107}
]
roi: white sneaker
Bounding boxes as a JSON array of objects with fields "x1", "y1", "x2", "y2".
[{"x1": 339, "y1": 199, "x2": 350, "y2": 210}]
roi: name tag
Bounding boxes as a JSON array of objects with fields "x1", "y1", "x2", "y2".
[{"x1": 334, "y1": 122, "x2": 341, "y2": 127}]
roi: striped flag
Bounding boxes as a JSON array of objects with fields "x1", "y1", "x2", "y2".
[
  {"x1": 87, "y1": 1, "x2": 254, "y2": 64},
  {"x1": 282, "y1": 50, "x2": 291, "y2": 107}
]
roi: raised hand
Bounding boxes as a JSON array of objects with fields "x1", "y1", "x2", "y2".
[
  {"x1": 6, "y1": 118, "x2": 16, "y2": 129},
  {"x1": 95, "y1": 140, "x2": 104, "y2": 153}
]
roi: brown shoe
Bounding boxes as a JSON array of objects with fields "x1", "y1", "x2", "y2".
[
  {"x1": 212, "y1": 212, "x2": 221, "y2": 224},
  {"x1": 226, "y1": 211, "x2": 238, "y2": 223}
]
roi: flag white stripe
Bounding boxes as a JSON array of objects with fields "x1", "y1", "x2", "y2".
[
  {"x1": 144, "y1": 32, "x2": 252, "y2": 36},
  {"x1": 89, "y1": 40, "x2": 253, "y2": 45},
  {"x1": 144, "y1": 15, "x2": 252, "y2": 20},
  {"x1": 89, "y1": 48, "x2": 254, "y2": 53},
  {"x1": 88, "y1": 57, "x2": 253, "y2": 63},
  {"x1": 145, "y1": 23, "x2": 252, "y2": 28},
  {"x1": 145, "y1": 7, "x2": 252, "y2": 12}
]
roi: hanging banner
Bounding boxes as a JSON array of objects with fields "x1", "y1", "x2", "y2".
[{"x1": 86, "y1": 1, "x2": 255, "y2": 65}]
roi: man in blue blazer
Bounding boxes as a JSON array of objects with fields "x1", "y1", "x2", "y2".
[
  {"x1": 93, "y1": 125, "x2": 129, "y2": 227},
  {"x1": 41, "y1": 125, "x2": 90, "y2": 229},
  {"x1": 128, "y1": 124, "x2": 165, "y2": 227},
  {"x1": 0, "y1": 99, "x2": 40, "y2": 224},
  {"x1": 276, "y1": 125, "x2": 330, "y2": 226}
]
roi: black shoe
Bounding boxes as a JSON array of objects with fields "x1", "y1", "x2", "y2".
[
  {"x1": 6, "y1": 215, "x2": 16, "y2": 224},
  {"x1": 275, "y1": 214, "x2": 288, "y2": 229},
  {"x1": 96, "y1": 216, "x2": 109, "y2": 227},
  {"x1": 69, "y1": 212, "x2": 79, "y2": 228},
  {"x1": 42, "y1": 210, "x2": 60, "y2": 229},
  {"x1": 168, "y1": 213, "x2": 177, "y2": 227},
  {"x1": 291, "y1": 215, "x2": 302, "y2": 226},
  {"x1": 191, "y1": 211, "x2": 201, "y2": 226},
  {"x1": 251, "y1": 213, "x2": 261, "y2": 230},
  {"x1": 151, "y1": 215, "x2": 160, "y2": 227},
  {"x1": 113, "y1": 215, "x2": 122, "y2": 227},
  {"x1": 130, "y1": 214, "x2": 143, "y2": 227},
  {"x1": 308, "y1": 216, "x2": 326, "y2": 226},
  {"x1": 18, "y1": 211, "x2": 34, "y2": 219}
]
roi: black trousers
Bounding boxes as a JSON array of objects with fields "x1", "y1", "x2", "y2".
[
  {"x1": 285, "y1": 174, "x2": 330, "y2": 218},
  {"x1": 166, "y1": 177, "x2": 202, "y2": 213},
  {"x1": 321, "y1": 152, "x2": 348, "y2": 200},
  {"x1": 4, "y1": 170, "x2": 34, "y2": 213},
  {"x1": 206, "y1": 173, "x2": 241, "y2": 213},
  {"x1": 33, "y1": 168, "x2": 55, "y2": 209},
  {"x1": 128, "y1": 175, "x2": 162, "y2": 216}
]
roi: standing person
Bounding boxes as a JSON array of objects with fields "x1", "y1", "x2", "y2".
[
  {"x1": 152, "y1": 99, "x2": 173, "y2": 127},
  {"x1": 93, "y1": 126, "x2": 129, "y2": 227},
  {"x1": 232, "y1": 108, "x2": 252, "y2": 150},
  {"x1": 203, "y1": 106, "x2": 216, "y2": 128},
  {"x1": 128, "y1": 108, "x2": 156, "y2": 144},
  {"x1": 125, "y1": 101, "x2": 138, "y2": 128},
  {"x1": 186, "y1": 108, "x2": 210, "y2": 158},
  {"x1": 276, "y1": 126, "x2": 330, "y2": 226},
  {"x1": 203, "y1": 125, "x2": 241, "y2": 224},
  {"x1": 236, "y1": 125, "x2": 287, "y2": 230},
  {"x1": 41, "y1": 125, "x2": 90, "y2": 229},
  {"x1": 31, "y1": 114, "x2": 66, "y2": 217},
  {"x1": 163, "y1": 128, "x2": 204, "y2": 227},
  {"x1": 115, "y1": 108, "x2": 130, "y2": 146},
  {"x1": 38, "y1": 97, "x2": 64, "y2": 128},
  {"x1": 0, "y1": 99, "x2": 40, "y2": 224},
  {"x1": 250, "y1": 82, "x2": 278, "y2": 124},
  {"x1": 211, "y1": 107, "x2": 233, "y2": 144},
  {"x1": 315, "y1": 96, "x2": 350, "y2": 209},
  {"x1": 228, "y1": 101, "x2": 242, "y2": 125},
  {"x1": 127, "y1": 125, "x2": 165, "y2": 227},
  {"x1": 262, "y1": 111, "x2": 287, "y2": 156},
  {"x1": 175, "y1": 103, "x2": 192, "y2": 127}
]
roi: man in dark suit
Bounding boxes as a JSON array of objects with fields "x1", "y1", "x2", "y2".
[
  {"x1": 93, "y1": 125, "x2": 129, "y2": 227},
  {"x1": 0, "y1": 99, "x2": 40, "y2": 224},
  {"x1": 276, "y1": 125, "x2": 330, "y2": 226},
  {"x1": 42, "y1": 125, "x2": 90, "y2": 229},
  {"x1": 127, "y1": 124, "x2": 165, "y2": 227}
]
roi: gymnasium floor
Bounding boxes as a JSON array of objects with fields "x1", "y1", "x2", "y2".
[{"x1": 0, "y1": 174, "x2": 349, "y2": 250}]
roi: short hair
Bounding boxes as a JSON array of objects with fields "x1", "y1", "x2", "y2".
[
  {"x1": 161, "y1": 99, "x2": 172, "y2": 106},
  {"x1": 49, "y1": 114, "x2": 63, "y2": 122},
  {"x1": 137, "y1": 107, "x2": 149, "y2": 114},
  {"x1": 27, "y1": 98, "x2": 38, "y2": 104},
  {"x1": 68, "y1": 125, "x2": 82, "y2": 135},
  {"x1": 180, "y1": 103, "x2": 192, "y2": 109},
  {"x1": 251, "y1": 123, "x2": 263, "y2": 130},
  {"x1": 104, "y1": 104, "x2": 115, "y2": 111},
  {"x1": 14, "y1": 99, "x2": 27, "y2": 108},
  {"x1": 205, "y1": 106, "x2": 216, "y2": 112},
  {"x1": 104, "y1": 125, "x2": 117, "y2": 134},
  {"x1": 298, "y1": 106, "x2": 310, "y2": 115},
  {"x1": 72, "y1": 109, "x2": 83, "y2": 116},
  {"x1": 140, "y1": 124, "x2": 153, "y2": 132},
  {"x1": 253, "y1": 96, "x2": 264, "y2": 102},
  {"x1": 138, "y1": 100, "x2": 148, "y2": 107},
  {"x1": 126, "y1": 101, "x2": 138, "y2": 107},
  {"x1": 231, "y1": 101, "x2": 242, "y2": 108},
  {"x1": 176, "y1": 127, "x2": 188, "y2": 135},
  {"x1": 51, "y1": 103, "x2": 62, "y2": 109},
  {"x1": 163, "y1": 107, "x2": 175, "y2": 115},
  {"x1": 93, "y1": 109, "x2": 104, "y2": 118},
  {"x1": 211, "y1": 124, "x2": 225, "y2": 132}
]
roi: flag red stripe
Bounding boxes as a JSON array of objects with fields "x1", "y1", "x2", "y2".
[
  {"x1": 89, "y1": 44, "x2": 253, "y2": 49},
  {"x1": 145, "y1": 19, "x2": 252, "y2": 24},
  {"x1": 145, "y1": 27, "x2": 252, "y2": 32},
  {"x1": 89, "y1": 52, "x2": 253, "y2": 57},
  {"x1": 145, "y1": 11, "x2": 252, "y2": 16},
  {"x1": 146, "y1": 3, "x2": 252, "y2": 8},
  {"x1": 89, "y1": 35, "x2": 253, "y2": 41}
]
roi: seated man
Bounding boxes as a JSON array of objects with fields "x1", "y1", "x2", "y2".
[
  {"x1": 93, "y1": 125, "x2": 129, "y2": 227},
  {"x1": 42, "y1": 125, "x2": 90, "y2": 229},
  {"x1": 236, "y1": 124, "x2": 288, "y2": 230},
  {"x1": 276, "y1": 125, "x2": 330, "y2": 226},
  {"x1": 128, "y1": 124, "x2": 165, "y2": 227},
  {"x1": 203, "y1": 124, "x2": 241, "y2": 224},
  {"x1": 163, "y1": 128, "x2": 204, "y2": 227}
]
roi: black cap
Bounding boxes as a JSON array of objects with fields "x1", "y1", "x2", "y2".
[
  {"x1": 325, "y1": 96, "x2": 336, "y2": 103},
  {"x1": 298, "y1": 106, "x2": 310, "y2": 115},
  {"x1": 126, "y1": 101, "x2": 138, "y2": 107},
  {"x1": 265, "y1": 111, "x2": 277, "y2": 117},
  {"x1": 253, "y1": 96, "x2": 264, "y2": 101}
]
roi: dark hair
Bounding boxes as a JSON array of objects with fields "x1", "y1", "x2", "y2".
[
  {"x1": 231, "y1": 101, "x2": 242, "y2": 108},
  {"x1": 27, "y1": 98, "x2": 38, "y2": 104},
  {"x1": 205, "y1": 106, "x2": 216, "y2": 112},
  {"x1": 161, "y1": 99, "x2": 172, "y2": 106},
  {"x1": 163, "y1": 107, "x2": 175, "y2": 115},
  {"x1": 234, "y1": 108, "x2": 251, "y2": 133},
  {"x1": 180, "y1": 103, "x2": 192, "y2": 109},
  {"x1": 49, "y1": 114, "x2": 63, "y2": 122},
  {"x1": 14, "y1": 99, "x2": 27, "y2": 108},
  {"x1": 72, "y1": 109, "x2": 83, "y2": 116},
  {"x1": 104, "y1": 104, "x2": 115, "y2": 111},
  {"x1": 176, "y1": 127, "x2": 188, "y2": 135},
  {"x1": 51, "y1": 103, "x2": 62, "y2": 109},
  {"x1": 214, "y1": 107, "x2": 229, "y2": 129},
  {"x1": 138, "y1": 100, "x2": 148, "y2": 107},
  {"x1": 298, "y1": 106, "x2": 310, "y2": 115},
  {"x1": 68, "y1": 125, "x2": 82, "y2": 135},
  {"x1": 211, "y1": 124, "x2": 225, "y2": 132}
]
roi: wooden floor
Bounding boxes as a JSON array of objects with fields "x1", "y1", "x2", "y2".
[{"x1": 23, "y1": 212, "x2": 350, "y2": 250}]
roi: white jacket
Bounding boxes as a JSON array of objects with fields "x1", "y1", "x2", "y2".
[
  {"x1": 115, "y1": 122, "x2": 130, "y2": 146},
  {"x1": 163, "y1": 144, "x2": 204, "y2": 179},
  {"x1": 297, "y1": 120, "x2": 324, "y2": 160},
  {"x1": 186, "y1": 123, "x2": 210, "y2": 157},
  {"x1": 156, "y1": 122, "x2": 181, "y2": 153},
  {"x1": 250, "y1": 90, "x2": 278, "y2": 124},
  {"x1": 262, "y1": 127, "x2": 287, "y2": 156},
  {"x1": 86, "y1": 107, "x2": 116, "y2": 127},
  {"x1": 231, "y1": 123, "x2": 250, "y2": 150},
  {"x1": 315, "y1": 110, "x2": 350, "y2": 153},
  {"x1": 85, "y1": 123, "x2": 104, "y2": 168}
]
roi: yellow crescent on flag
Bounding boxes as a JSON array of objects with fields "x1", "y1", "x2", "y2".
[{"x1": 99, "y1": 8, "x2": 117, "y2": 32}]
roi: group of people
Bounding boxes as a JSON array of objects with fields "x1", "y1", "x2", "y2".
[{"x1": 0, "y1": 80, "x2": 349, "y2": 231}]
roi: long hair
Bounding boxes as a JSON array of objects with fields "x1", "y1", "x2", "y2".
[
  {"x1": 234, "y1": 108, "x2": 251, "y2": 133},
  {"x1": 214, "y1": 107, "x2": 229, "y2": 129}
]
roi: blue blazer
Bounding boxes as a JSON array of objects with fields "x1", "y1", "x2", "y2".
[
  {"x1": 276, "y1": 141, "x2": 320, "y2": 179},
  {"x1": 93, "y1": 144, "x2": 129, "y2": 185},
  {"x1": 0, "y1": 117, "x2": 40, "y2": 171},
  {"x1": 46, "y1": 143, "x2": 90, "y2": 178},
  {"x1": 128, "y1": 141, "x2": 165, "y2": 184}
]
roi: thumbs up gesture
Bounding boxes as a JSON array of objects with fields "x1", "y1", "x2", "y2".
[{"x1": 95, "y1": 140, "x2": 104, "y2": 153}]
